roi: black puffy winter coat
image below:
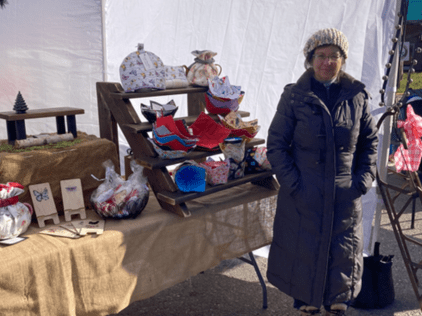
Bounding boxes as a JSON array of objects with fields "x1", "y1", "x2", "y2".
[{"x1": 266, "y1": 69, "x2": 378, "y2": 308}]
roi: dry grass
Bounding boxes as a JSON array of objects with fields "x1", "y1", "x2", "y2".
[{"x1": 0, "y1": 138, "x2": 82, "y2": 153}]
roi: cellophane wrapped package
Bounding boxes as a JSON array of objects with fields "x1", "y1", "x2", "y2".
[{"x1": 90, "y1": 160, "x2": 149, "y2": 219}]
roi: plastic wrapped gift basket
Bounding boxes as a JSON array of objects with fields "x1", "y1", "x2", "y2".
[
  {"x1": 150, "y1": 114, "x2": 199, "y2": 158},
  {"x1": 90, "y1": 160, "x2": 149, "y2": 219}
]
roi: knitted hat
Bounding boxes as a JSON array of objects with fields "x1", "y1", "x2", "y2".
[{"x1": 303, "y1": 28, "x2": 349, "y2": 59}]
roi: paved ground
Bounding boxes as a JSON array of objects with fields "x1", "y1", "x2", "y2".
[{"x1": 111, "y1": 170, "x2": 422, "y2": 316}]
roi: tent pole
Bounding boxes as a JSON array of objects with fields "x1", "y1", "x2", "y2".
[
  {"x1": 371, "y1": 0, "x2": 402, "y2": 256},
  {"x1": 101, "y1": 0, "x2": 108, "y2": 82}
]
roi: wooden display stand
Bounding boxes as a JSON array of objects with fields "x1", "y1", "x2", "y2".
[
  {"x1": 60, "y1": 179, "x2": 87, "y2": 221},
  {"x1": 29, "y1": 183, "x2": 60, "y2": 228},
  {"x1": 96, "y1": 82, "x2": 279, "y2": 217},
  {"x1": 0, "y1": 107, "x2": 85, "y2": 145}
]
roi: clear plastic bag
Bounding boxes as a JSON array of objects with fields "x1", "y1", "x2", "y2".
[{"x1": 90, "y1": 159, "x2": 149, "y2": 219}]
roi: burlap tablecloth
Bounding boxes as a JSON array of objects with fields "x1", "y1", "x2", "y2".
[
  {"x1": 0, "y1": 183, "x2": 277, "y2": 316},
  {"x1": 0, "y1": 133, "x2": 119, "y2": 210}
]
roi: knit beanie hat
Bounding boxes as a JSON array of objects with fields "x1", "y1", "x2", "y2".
[{"x1": 303, "y1": 28, "x2": 349, "y2": 59}]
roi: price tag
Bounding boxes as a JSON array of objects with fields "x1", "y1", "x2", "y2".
[{"x1": 139, "y1": 53, "x2": 155, "y2": 70}]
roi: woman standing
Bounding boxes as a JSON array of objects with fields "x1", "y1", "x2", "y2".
[{"x1": 266, "y1": 28, "x2": 378, "y2": 316}]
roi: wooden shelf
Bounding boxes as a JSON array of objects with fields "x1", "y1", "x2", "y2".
[
  {"x1": 0, "y1": 107, "x2": 85, "y2": 121},
  {"x1": 135, "y1": 138, "x2": 265, "y2": 170},
  {"x1": 96, "y1": 81, "x2": 279, "y2": 217},
  {"x1": 157, "y1": 170, "x2": 277, "y2": 205},
  {"x1": 110, "y1": 86, "x2": 208, "y2": 99},
  {"x1": 122, "y1": 111, "x2": 250, "y2": 134},
  {"x1": 0, "y1": 107, "x2": 85, "y2": 145}
]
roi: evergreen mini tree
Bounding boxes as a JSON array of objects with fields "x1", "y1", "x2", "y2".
[
  {"x1": 0, "y1": 0, "x2": 8, "y2": 9},
  {"x1": 13, "y1": 91, "x2": 29, "y2": 114}
]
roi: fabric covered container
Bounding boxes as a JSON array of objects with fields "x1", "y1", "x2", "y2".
[
  {"x1": 0, "y1": 182, "x2": 33, "y2": 239},
  {"x1": 119, "y1": 43, "x2": 166, "y2": 92},
  {"x1": 186, "y1": 50, "x2": 222, "y2": 86},
  {"x1": 141, "y1": 100, "x2": 178, "y2": 124},
  {"x1": 174, "y1": 161, "x2": 206, "y2": 192},
  {"x1": 189, "y1": 112, "x2": 231, "y2": 150},
  {"x1": 219, "y1": 139, "x2": 246, "y2": 179},
  {"x1": 254, "y1": 146, "x2": 272, "y2": 170},
  {"x1": 218, "y1": 111, "x2": 260, "y2": 142},
  {"x1": 244, "y1": 147, "x2": 271, "y2": 174},
  {"x1": 147, "y1": 138, "x2": 189, "y2": 159},
  {"x1": 205, "y1": 91, "x2": 242, "y2": 115},
  {"x1": 200, "y1": 159, "x2": 230, "y2": 185},
  {"x1": 152, "y1": 115, "x2": 198, "y2": 152},
  {"x1": 208, "y1": 76, "x2": 241, "y2": 100}
]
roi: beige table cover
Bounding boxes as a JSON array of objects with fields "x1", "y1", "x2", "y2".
[
  {"x1": 0, "y1": 133, "x2": 119, "y2": 210},
  {"x1": 0, "y1": 183, "x2": 277, "y2": 316}
]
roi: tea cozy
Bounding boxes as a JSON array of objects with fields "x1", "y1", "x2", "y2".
[
  {"x1": 119, "y1": 43, "x2": 166, "y2": 92},
  {"x1": 303, "y1": 28, "x2": 349, "y2": 59}
]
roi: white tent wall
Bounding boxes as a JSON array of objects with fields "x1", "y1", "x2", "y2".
[
  {"x1": 0, "y1": 0, "x2": 103, "y2": 140},
  {"x1": 0, "y1": 0, "x2": 398, "y2": 255}
]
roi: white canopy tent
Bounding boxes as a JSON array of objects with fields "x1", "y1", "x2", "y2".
[{"x1": 0, "y1": 0, "x2": 400, "y2": 255}]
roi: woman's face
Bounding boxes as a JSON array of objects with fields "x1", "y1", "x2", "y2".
[{"x1": 312, "y1": 45, "x2": 343, "y2": 82}]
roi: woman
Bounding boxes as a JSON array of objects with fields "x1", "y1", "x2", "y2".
[{"x1": 266, "y1": 28, "x2": 378, "y2": 316}]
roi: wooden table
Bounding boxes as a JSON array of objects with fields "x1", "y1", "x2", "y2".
[
  {"x1": 0, "y1": 183, "x2": 277, "y2": 316},
  {"x1": 0, "y1": 107, "x2": 84, "y2": 144}
]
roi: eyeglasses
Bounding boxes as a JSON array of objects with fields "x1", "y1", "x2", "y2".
[{"x1": 314, "y1": 54, "x2": 342, "y2": 62}]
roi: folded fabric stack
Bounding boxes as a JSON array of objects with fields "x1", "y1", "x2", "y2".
[
  {"x1": 218, "y1": 111, "x2": 260, "y2": 142},
  {"x1": 205, "y1": 76, "x2": 244, "y2": 115},
  {"x1": 164, "y1": 65, "x2": 189, "y2": 89},
  {"x1": 141, "y1": 100, "x2": 178, "y2": 124},
  {"x1": 189, "y1": 112, "x2": 231, "y2": 150},
  {"x1": 150, "y1": 115, "x2": 199, "y2": 159}
]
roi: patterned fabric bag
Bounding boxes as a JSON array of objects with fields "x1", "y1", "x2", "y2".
[
  {"x1": 219, "y1": 139, "x2": 246, "y2": 180},
  {"x1": 119, "y1": 43, "x2": 166, "y2": 92},
  {"x1": 186, "y1": 50, "x2": 222, "y2": 86},
  {"x1": 0, "y1": 182, "x2": 33, "y2": 240},
  {"x1": 200, "y1": 158, "x2": 230, "y2": 185}
]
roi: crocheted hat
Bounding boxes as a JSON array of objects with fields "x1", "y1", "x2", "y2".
[{"x1": 303, "y1": 28, "x2": 349, "y2": 59}]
